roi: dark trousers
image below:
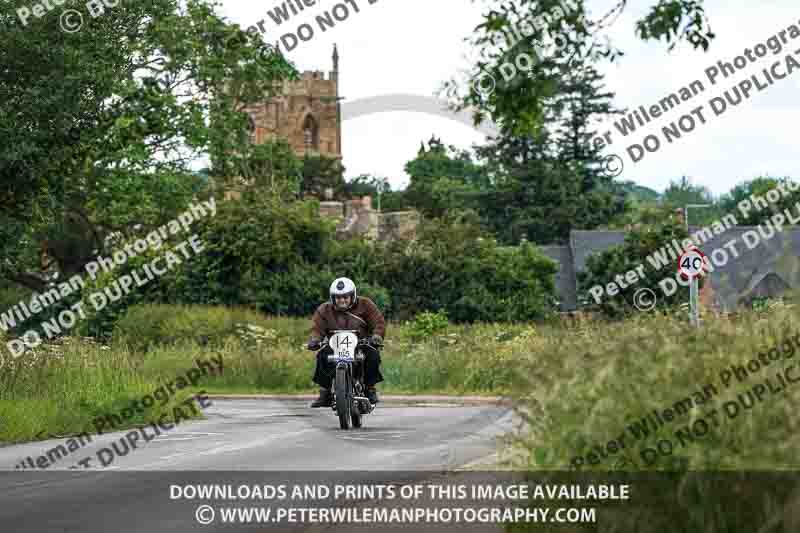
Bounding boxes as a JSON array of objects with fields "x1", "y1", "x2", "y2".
[{"x1": 313, "y1": 345, "x2": 384, "y2": 389}]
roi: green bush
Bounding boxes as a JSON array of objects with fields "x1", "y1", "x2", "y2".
[
  {"x1": 358, "y1": 282, "x2": 391, "y2": 315},
  {"x1": 377, "y1": 216, "x2": 558, "y2": 322},
  {"x1": 0, "y1": 282, "x2": 30, "y2": 317},
  {"x1": 578, "y1": 221, "x2": 693, "y2": 318},
  {"x1": 242, "y1": 264, "x2": 332, "y2": 316},
  {"x1": 61, "y1": 192, "x2": 558, "y2": 339},
  {"x1": 407, "y1": 310, "x2": 450, "y2": 340},
  {"x1": 76, "y1": 247, "x2": 171, "y2": 339}
]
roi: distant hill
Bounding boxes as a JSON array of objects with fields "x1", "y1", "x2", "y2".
[{"x1": 615, "y1": 180, "x2": 661, "y2": 203}]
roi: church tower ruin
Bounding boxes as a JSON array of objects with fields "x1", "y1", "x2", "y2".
[{"x1": 243, "y1": 44, "x2": 342, "y2": 161}]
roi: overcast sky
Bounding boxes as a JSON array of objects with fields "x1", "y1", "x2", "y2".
[{"x1": 217, "y1": 0, "x2": 800, "y2": 196}]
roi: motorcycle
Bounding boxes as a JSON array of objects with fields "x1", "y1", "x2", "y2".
[{"x1": 320, "y1": 329, "x2": 381, "y2": 429}]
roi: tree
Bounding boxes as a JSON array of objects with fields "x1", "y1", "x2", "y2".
[
  {"x1": 474, "y1": 137, "x2": 624, "y2": 244},
  {"x1": 444, "y1": 0, "x2": 715, "y2": 136},
  {"x1": 720, "y1": 176, "x2": 800, "y2": 226},
  {"x1": 406, "y1": 136, "x2": 491, "y2": 189},
  {"x1": 470, "y1": 57, "x2": 627, "y2": 244},
  {"x1": 404, "y1": 137, "x2": 489, "y2": 218},
  {"x1": 378, "y1": 212, "x2": 559, "y2": 321},
  {"x1": 342, "y1": 175, "x2": 398, "y2": 211},
  {"x1": 578, "y1": 218, "x2": 693, "y2": 318},
  {"x1": 299, "y1": 154, "x2": 346, "y2": 199},
  {"x1": 659, "y1": 175, "x2": 720, "y2": 226},
  {"x1": 0, "y1": 0, "x2": 295, "y2": 290},
  {"x1": 662, "y1": 175, "x2": 713, "y2": 206},
  {"x1": 343, "y1": 174, "x2": 387, "y2": 197},
  {"x1": 615, "y1": 181, "x2": 661, "y2": 203},
  {"x1": 233, "y1": 139, "x2": 303, "y2": 196}
]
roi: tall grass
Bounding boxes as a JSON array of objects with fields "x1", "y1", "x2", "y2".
[
  {"x1": 506, "y1": 307, "x2": 800, "y2": 471},
  {"x1": 0, "y1": 338, "x2": 204, "y2": 443},
  {"x1": 502, "y1": 306, "x2": 800, "y2": 533},
  {"x1": 0, "y1": 304, "x2": 532, "y2": 443}
]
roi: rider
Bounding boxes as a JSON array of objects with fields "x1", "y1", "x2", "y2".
[{"x1": 306, "y1": 277, "x2": 385, "y2": 407}]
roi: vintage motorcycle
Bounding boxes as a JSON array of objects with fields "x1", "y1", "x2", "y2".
[{"x1": 320, "y1": 329, "x2": 380, "y2": 429}]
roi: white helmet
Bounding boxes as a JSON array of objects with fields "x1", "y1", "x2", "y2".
[{"x1": 330, "y1": 277, "x2": 357, "y2": 310}]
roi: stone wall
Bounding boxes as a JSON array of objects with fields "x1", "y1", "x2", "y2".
[
  {"x1": 318, "y1": 196, "x2": 419, "y2": 243},
  {"x1": 377, "y1": 211, "x2": 421, "y2": 242},
  {"x1": 318, "y1": 201, "x2": 344, "y2": 222}
]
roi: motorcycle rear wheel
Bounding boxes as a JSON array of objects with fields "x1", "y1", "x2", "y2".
[{"x1": 335, "y1": 366, "x2": 351, "y2": 430}]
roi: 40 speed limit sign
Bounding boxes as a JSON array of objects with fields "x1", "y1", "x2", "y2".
[{"x1": 678, "y1": 247, "x2": 709, "y2": 279}]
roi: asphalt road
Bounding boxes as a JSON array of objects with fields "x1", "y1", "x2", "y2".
[{"x1": 0, "y1": 398, "x2": 516, "y2": 532}]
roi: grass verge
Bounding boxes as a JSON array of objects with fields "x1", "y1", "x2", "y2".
[{"x1": 0, "y1": 304, "x2": 531, "y2": 443}]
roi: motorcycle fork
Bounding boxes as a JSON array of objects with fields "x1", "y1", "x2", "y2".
[{"x1": 332, "y1": 363, "x2": 352, "y2": 410}]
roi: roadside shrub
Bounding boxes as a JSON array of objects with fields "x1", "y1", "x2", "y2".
[
  {"x1": 358, "y1": 282, "x2": 391, "y2": 316},
  {"x1": 378, "y1": 216, "x2": 558, "y2": 321},
  {"x1": 578, "y1": 221, "x2": 692, "y2": 318},
  {"x1": 172, "y1": 192, "x2": 335, "y2": 306},
  {"x1": 407, "y1": 310, "x2": 450, "y2": 340},
  {"x1": 0, "y1": 282, "x2": 30, "y2": 317},
  {"x1": 242, "y1": 264, "x2": 332, "y2": 316},
  {"x1": 75, "y1": 235, "x2": 178, "y2": 339}
]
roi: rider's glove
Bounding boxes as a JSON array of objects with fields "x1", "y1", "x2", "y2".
[
  {"x1": 370, "y1": 335, "x2": 383, "y2": 346},
  {"x1": 307, "y1": 339, "x2": 321, "y2": 351}
]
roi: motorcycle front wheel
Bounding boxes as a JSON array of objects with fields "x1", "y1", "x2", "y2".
[{"x1": 335, "y1": 366, "x2": 351, "y2": 430}]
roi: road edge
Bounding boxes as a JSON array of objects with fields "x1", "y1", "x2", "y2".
[{"x1": 206, "y1": 394, "x2": 515, "y2": 406}]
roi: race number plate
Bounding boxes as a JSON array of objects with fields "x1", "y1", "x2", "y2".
[{"x1": 330, "y1": 331, "x2": 357, "y2": 362}]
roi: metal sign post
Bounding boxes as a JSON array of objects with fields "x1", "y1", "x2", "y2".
[
  {"x1": 689, "y1": 277, "x2": 699, "y2": 327},
  {"x1": 678, "y1": 247, "x2": 706, "y2": 328},
  {"x1": 683, "y1": 202, "x2": 711, "y2": 328}
]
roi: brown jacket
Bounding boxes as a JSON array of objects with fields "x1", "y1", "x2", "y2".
[{"x1": 310, "y1": 296, "x2": 386, "y2": 341}]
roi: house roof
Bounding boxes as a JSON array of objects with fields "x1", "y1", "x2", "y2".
[
  {"x1": 538, "y1": 245, "x2": 577, "y2": 311},
  {"x1": 539, "y1": 226, "x2": 800, "y2": 312},
  {"x1": 691, "y1": 226, "x2": 800, "y2": 311},
  {"x1": 569, "y1": 230, "x2": 627, "y2": 272}
]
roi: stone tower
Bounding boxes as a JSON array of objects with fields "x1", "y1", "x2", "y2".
[{"x1": 243, "y1": 44, "x2": 342, "y2": 160}]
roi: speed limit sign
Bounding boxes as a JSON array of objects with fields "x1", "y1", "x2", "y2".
[{"x1": 678, "y1": 247, "x2": 708, "y2": 279}]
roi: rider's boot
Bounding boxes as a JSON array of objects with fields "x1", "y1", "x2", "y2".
[
  {"x1": 366, "y1": 386, "x2": 379, "y2": 404},
  {"x1": 310, "y1": 387, "x2": 333, "y2": 408}
]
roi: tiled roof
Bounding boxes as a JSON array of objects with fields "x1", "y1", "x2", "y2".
[{"x1": 537, "y1": 226, "x2": 800, "y2": 312}]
